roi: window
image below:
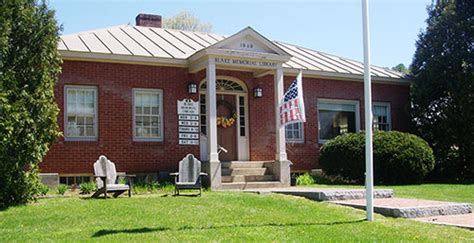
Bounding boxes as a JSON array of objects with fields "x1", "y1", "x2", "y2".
[
  {"x1": 200, "y1": 94, "x2": 206, "y2": 135},
  {"x1": 318, "y1": 99, "x2": 360, "y2": 143},
  {"x1": 239, "y1": 96, "x2": 246, "y2": 136},
  {"x1": 373, "y1": 103, "x2": 391, "y2": 131},
  {"x1": 65, "y1": 86, "x2": 97, "y2": 140},
  {"x1": 133, "y1": 89, "x2": 163, "y2": 141},
  {"x1": 59, "y1": 175, "x2": 91, "y2": 187},
  {"x1": 285, "y1": 122, "x2": 304, "y2": 143}
]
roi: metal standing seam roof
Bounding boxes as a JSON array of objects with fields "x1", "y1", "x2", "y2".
[{"x1": 59, "y1": 24, "x2": 407, "y2": 81}]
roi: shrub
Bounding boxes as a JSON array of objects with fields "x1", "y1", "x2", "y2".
[
  {"x1": 320, "y1": 131, "x2": 435, "y2": 184},
  {"x1": 79, "y1": 182, "x2": 96, "y2": 194},
  {"x1": 38, "y1": 184, "x2": 49, "y2": 196},
  {"x1": 296, "y1": 173, "x2": 315, "y2": 186},
  {"x1": 57, "y1": 184, "x2": 68, "y2": 195}
]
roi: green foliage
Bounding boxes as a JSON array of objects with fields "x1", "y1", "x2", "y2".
[
  {"x1": 391, "y1": 63, "x2": 410, "y2": 74},
  {"x1": 410, "y1": 0, "x2": 474, "y2": 182},
  {"x1": 296, "y1": 173, "x2": 315, "y2": 186},
  {"x1": 0, "y1": 0, "x2": 62, "y2": 207},
  {"x1": 133, "y1": 181, "x2": 160, "y2": 194},
  {"x1": 162, "y1": 11, "x2": 212, "y2": 32},
  {"x1": 320, "y1": 131, "x2": 435, "y2": 184},
  {"x1": 37, "y1": 183, "x2": 49, "y2": 196},
  {"x1": 56, "y1": 184, "x2": 67, "y2": 195},
  {"x1": 159, "y1": 182, "x2": 175, "y2": 194},
  {"x1": 79, "y1": 182, "x2": 96, "y2": 194}
]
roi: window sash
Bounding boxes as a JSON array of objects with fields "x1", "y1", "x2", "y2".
[
  {"x1": 133, "y1": 89, "x2": 163, "y2": 141},
  {"x1": 65, "y1": 86, "x2": 97, "y2": 140},
  {"x1": 285, "y1": 122, "x2": 304, "y2": 143},
  {"x1": 373, "y1": 103, "x2": 391, "y2": 131},
  {"x1": 318, "y1": 99, "x2": 359, "y2": 143}
]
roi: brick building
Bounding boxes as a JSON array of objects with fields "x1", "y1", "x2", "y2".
[{"x1": 40, "y1": 14, "x2": 410, "y2": 189}]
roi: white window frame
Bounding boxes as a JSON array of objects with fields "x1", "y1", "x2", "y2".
[
  {"x1": 373, "y1": 102, "x2": 391, "y2": 131},
  {"x1": 132, "y1": 88, "x2": 164, "y2": 142},
  {"x1": 64, "y1": 85, "x2": 98, "y2": 141},
  {"x1": 317, "y1": 98, "x2": 360, "y2": 144},
  {"x1": 285, "y1": 122, "x2": 304, "y2": 144}
]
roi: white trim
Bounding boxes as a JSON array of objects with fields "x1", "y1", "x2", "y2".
[
  {"x1": 132, "y1": 88, "x2": 164, "y2": 142},
  {"x1": 64, "y1": 85, "x2": 98, "y2": 141},
  {"x1": 317, "y1": 98, "x2": 360, "y2": 144},
  {"x1": 373, "y1": 102, "x2": 391, "y2": 131}
]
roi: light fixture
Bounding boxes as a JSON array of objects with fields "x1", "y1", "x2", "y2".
[
  {"x1": 188, "y1": 82, "x2": 197, "y2": 94},
  {"x1": 253, "y1": 86, "x2": 263, "y2": 98}
]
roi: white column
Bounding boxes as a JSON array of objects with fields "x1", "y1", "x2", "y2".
[
  {"x1": 206, "y1": 58, "x2": 219, "y2": 163},
  {"x1": 274, "y1": 64, "x2": 287, "y2": 161}
]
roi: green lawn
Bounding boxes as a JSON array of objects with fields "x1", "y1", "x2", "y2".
[
  {"x1": 307, "y1": 184, "x2": 474, "y2": 204},
  {"x1": 0, "y1": 191, "x2": 473, "y2": 241}
]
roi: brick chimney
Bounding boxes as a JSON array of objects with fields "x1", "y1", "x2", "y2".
[{"x1": 135, "y1": 13, "x2": 162, "y2": 28}]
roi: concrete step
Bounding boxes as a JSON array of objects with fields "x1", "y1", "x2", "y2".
[
  {"x1": 220, "y1": 181, "x2": 284, "y2": 190},
  {"x1": 222, "y1": 168, "x2": 267, "y2": 176},
  {"x1": 333, "y1": 198, "x2": 472, "y2": 218},
  {"x1": 221, "y1": 161, "x2": 274, "y2": 169},
  {"x1": 222, "y1": 175, "x2": 275, "y2": 183}
]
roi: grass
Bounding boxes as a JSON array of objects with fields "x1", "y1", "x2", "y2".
[
  {"x1": 0, "y1": 191, "x2": 473, "y2": 241},
  {"x1": 306, "y1": 183, "x2": 474, "y2": 204}
]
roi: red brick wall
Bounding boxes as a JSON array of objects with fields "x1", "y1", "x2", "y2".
[
  {"x1": 41, "y1": 61, "x2": 199, "y2": 174},
  {"x1": 41, "y1": 61, "x2": 410, "y2": 174}
]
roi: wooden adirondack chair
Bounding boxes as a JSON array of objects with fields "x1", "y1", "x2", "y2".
[
  {"x1": 170, "y1": 154, "x2": 207, "y2": 196},
  {"x1": 91, "y1": 155, "x2": 135, "y2": 199}
]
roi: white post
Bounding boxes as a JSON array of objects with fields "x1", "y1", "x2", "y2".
[
  {"x1": 362, "y1": 0, "x2": 374, "y2": 222},
  {"x1": 206, "y1": 58, "x2": 219, "y2": 163},
  {"x1": 274, "y1": 64, "x2": 287, "y2": 162}
]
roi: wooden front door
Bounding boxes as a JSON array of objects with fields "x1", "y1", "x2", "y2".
[{"x1": 217, "y1": 94, "x2": 237, "y2": 161}]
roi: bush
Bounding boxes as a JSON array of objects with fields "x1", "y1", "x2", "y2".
[
  {"x1": 296, "y1": 173, "x2": 315, "y2": 186},
  {"x1": 79, "y1": 182, "x2": 96, "y2": 194},
  {"x1": 38, "y1": 184, "x2": 49, "y2": 196},
  {"x1": 320, "y1": 131, "x2": 435, "y2": 184},
  {"x1": 57, "y1": 184, "x2": 68, "y2": 195}
]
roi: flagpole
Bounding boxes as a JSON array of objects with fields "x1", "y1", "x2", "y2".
[{"x1": 362, "y1": 0, "x2": 374, "y2": 222}]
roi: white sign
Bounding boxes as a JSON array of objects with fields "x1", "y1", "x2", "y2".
[
  {"x1": 179, "y1": 115, "x2": 199, "y2": 121},
  {"x1": 179, "y1": 139, "x2": 199, "y2": 145},
  {"x1": 179, "y1": 133, "x2": 199, "y2": 139},
  {"x1": 214, "y1": 57, "x2": 277, "y2": 68},
  {"x1": 179, "y1": 120, "x2": 199, "y2": 126},
  {"x1": 177, "y1": 99, "x2": 199, "y2": 115},
  {"x1": 179, "y1": 127, "x2": 199, "y2": 133}
]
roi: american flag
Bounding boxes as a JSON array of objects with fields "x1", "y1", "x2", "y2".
[{"x1": 279, "y1": 71, "x2": 306, "y2": 127}]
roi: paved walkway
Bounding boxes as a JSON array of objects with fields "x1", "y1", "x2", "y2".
[{"x1": 244, "y1": 186, "x2": 473, "y2": 230}]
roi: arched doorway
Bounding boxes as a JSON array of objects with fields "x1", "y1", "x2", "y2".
[{"x1": 199, "y1": 77, "x2": 249, "y2": 161}]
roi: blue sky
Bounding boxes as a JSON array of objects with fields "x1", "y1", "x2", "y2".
[{"x1": 48, "y1": 0, "x2": 432, "y2": 68}]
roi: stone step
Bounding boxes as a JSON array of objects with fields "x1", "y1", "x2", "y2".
[
  {"x1": 222, "y1": 175, "x2": 275, "y2": 183},
  {"x1": 247, "y1": 188, "x2": 394, "y2": 201},
  {"x1": 333, "y1": 198, "x2": 472, "y2": 218},
  {"x1": 221, "y1": 161, "x2": 273, "y2": 169},
  {"x1": 220, "y1": 181, "x2": 284, "y2": 190},
  {"x1": 222, "y1": 168, "x2": 267, "y2": 176}
]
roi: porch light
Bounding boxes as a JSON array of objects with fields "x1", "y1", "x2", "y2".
[
  {"x1": 253, "y1": 86, "x2": 263, "y2": 98},
  {"x1": 188, "y1": 82, "x2": 197, "y2": 94}
]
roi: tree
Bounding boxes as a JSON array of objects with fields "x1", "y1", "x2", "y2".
[
  {"x1": 392, "y1": 63, "x2": 410, "y2": 74},
  {"x1": 0, "y1": 0, "x2": 61, "y2": 207},
  {"x1": 410, "y1": 0, "x2": 474, "y2": 182},
  {"x1": 162, "y1": 11, "x2": 212, "y2": 32}
]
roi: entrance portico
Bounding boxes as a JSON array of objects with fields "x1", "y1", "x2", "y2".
[{"x1": 188, "y1": 27, "x2": 292, "y2": 189}]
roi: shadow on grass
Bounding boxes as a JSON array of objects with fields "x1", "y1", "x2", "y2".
[{"x1": 92, "y1": 218, "x2": 366, "y2": 237}]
